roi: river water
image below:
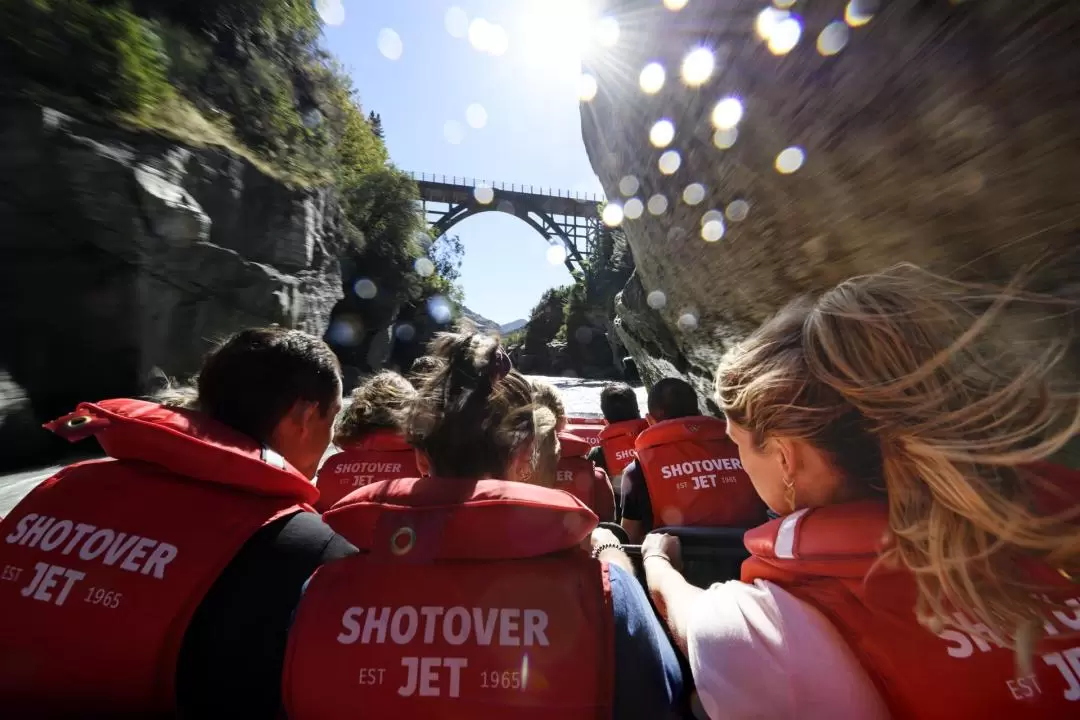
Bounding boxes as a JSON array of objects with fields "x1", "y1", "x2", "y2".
[{"x1": 525, "y1": 375, "x2": 647, "y2": 418}]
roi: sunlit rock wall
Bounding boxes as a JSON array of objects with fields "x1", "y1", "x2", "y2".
[
  {"x1": 0, "y1": 102, "x2": 345, "y2": 467},
  {"x1": 582, "y1": 0, "x2": 1080, "y2": 410}
]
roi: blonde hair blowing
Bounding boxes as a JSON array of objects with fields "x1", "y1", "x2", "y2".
[
  {"x1": 716, "y1": 263, "x2": 1080, "y2": 660},
  {"x1": 528, "y1": 406, "x2": 561, "y2": 488},
  {"x1": 334, "y1": 371, "x2": 416, "y2": 446}
]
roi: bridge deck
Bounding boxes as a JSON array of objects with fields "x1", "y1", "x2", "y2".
[{"x1": 411, "y1": 173, "x2": 601, "y2": 218}]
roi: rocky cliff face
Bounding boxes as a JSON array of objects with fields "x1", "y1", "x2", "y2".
[
  {"x1": 0, "y1": 102, "x2": 344, "y2": 466},
  {"x1": 582, "y1": 0, "x2": 1080, "y2": 409}
]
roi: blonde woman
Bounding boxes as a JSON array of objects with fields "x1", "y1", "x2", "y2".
[{"x1": 642, "y1": 264, "x2": 1080, "y2": 719}]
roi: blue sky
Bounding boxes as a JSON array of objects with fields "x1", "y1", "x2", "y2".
[{"x1": 320, "y1": 0, "x2": 606, "y2": 325}]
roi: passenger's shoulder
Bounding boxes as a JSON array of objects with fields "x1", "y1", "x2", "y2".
[{"x1": 687, "y1": 580, "x2": 889, "y2": 720}]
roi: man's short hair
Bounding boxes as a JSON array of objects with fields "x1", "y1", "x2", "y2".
[
  {"x1": 600, "y1": 382, "x2": 641, "y2": 423},
  {"x1": 647, "y1": 377, "x2": 699, "y2": 421},
  {"x1": 197, "y1": 327, "x2": 341, "y2": 444}
]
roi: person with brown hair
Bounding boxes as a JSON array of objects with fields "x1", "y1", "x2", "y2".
[
  {"x1": 284, "y1": 330, "x2": 684, "y2": 719},
  {"x1": 641, "y1": 264, "x2": 1080, "y2": 719},
  {"x1": 315, "y1": 371, "x2": 419, "y2": 510},
  {"x1": 532, "y1": 379, "x2": 617, "y2": 521},
  {"x1": 0, "y1": 327, "x2": 355, "y2": 718}
]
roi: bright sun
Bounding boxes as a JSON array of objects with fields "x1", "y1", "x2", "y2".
[{"x1": 521, "y1": 0, "x2": 606, "y2": 69}]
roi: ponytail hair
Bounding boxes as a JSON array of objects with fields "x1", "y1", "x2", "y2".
[
  {"x1": 405, "y1": 330, "x2": 536, "y2": 479},
  {"x1": 717, "y1": 263, "x2": 1080, "y2": 660}
]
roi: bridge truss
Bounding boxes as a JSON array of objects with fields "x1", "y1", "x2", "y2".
[{"x1": 411, "y1": 173, "x2": 603, "y2": 275}]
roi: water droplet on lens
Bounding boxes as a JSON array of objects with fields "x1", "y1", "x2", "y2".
[
  {"x1": 574, "y1": 326, "x2": 594, "y2": 344},
  {"x1": 711, "y1": 97, "x2": 744, "y2": 130},
  {"x1": 682, "y1": 183, "x2": 706, "y2": 205},
  {"x1": 725, "y1": 199, "x2": 750, "y2": 222},
  {"x1": 328, "y1": 315, "x2": 363, "y2": 346},
  {"x1": 395, "y1": 323, "x2": 417, "y2": 342},
  {"x1": 650, "y1": 119, "x2": 675, "y2": 148},
  {"x1": 756, "y1": 8, "x2": 789, "y2": 41},
  {"x1": 414, "y1": 257, "x2": 435, "y2": 277},
  {"x1": 678, "y1": 311, "x2": 699, "y2": 332},
  {"x1": 354, "y1": 278, "x2": 377, "y2": 299},
  {"x1": 602, "y1": 204, "x2": 624, "y2": 227},
  {"x1": 473, "y1": 185, "x2": 494, "y2": 204},
  {"x1": 647, "y1": 290, "x2": 667, "y2": 309},
  {"x1": 845, "y1": 0, "x2": 877, "y2": 27},
  {"x1": 444, "y1": 6, "x2": 468, "y2": 38},
  {"x1": 595, "y1": 17, "x2": 619, "y2": 48},
  {"x1": 639, "y1": 62, "x2": 666, "y2": 94},
  {"x1": 377, "y1": 28, "x2": 403, "y2": 60},
  {"x1": 497, "y1": 200, "x2": 515, "y2": 214},
  {"x1": 663, "y1": 0, "x2": 688, "y2": 9},
  {"x1": 579, "y1": 74, "x2": 598, "y2": 102},
  {"x1": 768, "y1": 18, "x2": 802, "y2": 55},
  {"x1": 443, "y1": 120, "x2": 465, "y2": 145},
  {"x1": 775, "y1": 146, "x2": 806, "y2": 174},
  {"x1": 701, "y1": 219, "x2": 725, "y2": 242},
  {"x1": 469, "y1": 18, "x2": 492, "y2": 51},
  {"x1": 619, "y1": 175, "x2": 640, "y2": 196},
  {"x1": 623, "y1": 198, "x2": 644, "y2": 219},
  {"x1": 658, "y1": 150, "x2": 682, "y2": 175},
  {"x1": 647, "y1": 194, "x2": 669, "y2": 215},
  {"x1": 713, "y1": 127, "x2": 738, "y2": 149},
  {"x1": 701, "y1": 209, "x2": 724, "y2": 226},
  {"x1": 427, "y1": 295, "x2": 452, "y2": 324},
  {"x1": 681, "y1": 47, "x2": 715, "y2": 86},
  {"x1": 316, "y1": 0, "x2": 345, "y2": 27},
  {"x1": 817, "y1": 21, "x2": 850, "y2": 56},
  {"x1": 466, "y1": 103, "x2": 488, "y2": 129},
  {"x1": 546, "y1": 244, "x2": 568, "y2": 265}
]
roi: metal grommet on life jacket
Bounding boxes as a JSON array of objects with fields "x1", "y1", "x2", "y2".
[
  {"x1": 390, "y1": 526, "x2": 416, "y2": 556},
  {"x1": 66, "y1": 415, "x2": 92, "y2": 429}
]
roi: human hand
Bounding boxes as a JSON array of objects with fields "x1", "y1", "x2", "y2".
[{"x1": 641, "y1": 532, "x2": 682, "y2": 571}]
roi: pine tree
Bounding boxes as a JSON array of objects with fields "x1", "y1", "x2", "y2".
[{"x1": 367, "y1": 111, "x2": 384, "y2": 140}]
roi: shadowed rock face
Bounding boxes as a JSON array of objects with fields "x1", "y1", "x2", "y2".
[
  {"x1": 581, "y1": 0, "x2": 1080, "y2": 405},
  {"x1": 0, "y1": 102, "x2": 344, "y2": 467}
]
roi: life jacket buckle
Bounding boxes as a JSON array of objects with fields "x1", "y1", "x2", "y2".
[{"x1": 390, "y1": 526, "x2": 416, "y2": 556}]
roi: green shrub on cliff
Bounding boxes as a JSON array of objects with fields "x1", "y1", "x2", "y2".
[{"x1": 0, "y1": 0, "x2": 171, "y2": 115}]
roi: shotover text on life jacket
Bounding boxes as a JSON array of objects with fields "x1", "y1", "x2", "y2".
[
  {"x1": 564, "y1": 417, "x2": 604, "y2": 448},
  {"x1": 285, "y1": 477, "x2": 615, "y2": 720},
  {"x1": 556, "y1": 432, "x2": 616, "y2": 522},
  {"x1": 742, "y1": 474, "x2": 1080, "y2": 720},
  {"x1": 634, "y1": 416, "x2": 766, "y2": 528},
  {"x1": 0, "y1": 399, "x2": 318, "y2": 716},
  {"x1": 598, "y1": 419, "x2": 648, "y2": 478},
  {"x1": 316, "y1": 430, "x2": 418, "y2": 511}
]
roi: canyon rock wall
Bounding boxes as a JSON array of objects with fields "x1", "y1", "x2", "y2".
[{"x1": 582, "y1": 0, "x2": 1080, "y2": 413}]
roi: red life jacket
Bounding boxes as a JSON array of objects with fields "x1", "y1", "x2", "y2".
[
  {"x1": 0, "y1": 399, "x2": 317, "y2": 716},
  {"x1": 284, "y1": 477, "x2": 614, "y2": 720},
  {"x1": 565, "y1": 417, "x2": 604, "y2": 448},
  {"x1": 634, "y1": 416, "x2": 766, "y2": 528},
  {"x1": 556, "y1": 432, "x2": 616, "y2": 522},
  {"x1": 598, "y1": 419, "x2": 648, "y2": 477},
  {"x1": 743, "y1": 496, "x2": 1080, "y2": 719},
  {"x1": 316, "y1": 430, "x2": 418, "y2": 511}
]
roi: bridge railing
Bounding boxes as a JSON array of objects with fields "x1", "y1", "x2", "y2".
[{"x1": 409, "y1": 172, "x2": 602, "y2": 203}]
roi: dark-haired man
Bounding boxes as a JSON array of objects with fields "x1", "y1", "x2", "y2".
[
  {"x1": 0, "y1": 327, "x2": 355, "y2": 718},
  {"x1": 620, "y1": 378, "x2": 766, "y2": 543},
  {"x1": 588, "y1": 382, "x2": 648, "y2": 483}
]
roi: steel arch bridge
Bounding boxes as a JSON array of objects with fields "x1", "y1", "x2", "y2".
[{"x1": 410, "y1": 172, "x2": 603, "y2": 275}]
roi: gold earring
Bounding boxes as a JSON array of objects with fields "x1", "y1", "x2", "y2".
[{"x1": 783, "y1": 475, "x2": 797, "y2": 513}]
